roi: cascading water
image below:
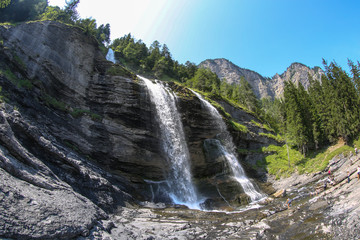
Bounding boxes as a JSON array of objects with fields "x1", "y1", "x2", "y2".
[
  {"x1": 106, "y1": 48, "x2": 116, "y2": 63},
  {"x1": 192, "y1": 90, "x2": 266, "y2": 202},
  {"x1": 140, "y1": 76, "x2": 202, "y2": 209}
]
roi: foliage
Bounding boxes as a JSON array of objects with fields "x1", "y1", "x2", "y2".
[
  {"x1": 297, "y1": 145, "x2": 353, "y2": 174},
  {"x1": 262, "y1": 144, "x2": 304, "y2": 179},
  {"x1": 110, "y1": 34, "x2": 197, "y2": 82},
  {"x1": 0, "y1": 0, "x2": 47, "y2": 23},
  {"x1": 186, "y1": 68, "x2": 220, "y2": 94},
  {"x1": 70, "y1": 108, "x2": 102, "y2": 121},
  {"x1": 4, "y1": 68, "x2": 32, "y2": 89},
  {"x1": 259, "y1": 132, "x2": 284, "y2": 142},
  {"x1": 0, "y1": 0, "x2": 10, "y2": 8},
  {"x1": 43, "y1": 93, "x2": 102, "y2": 121},
  {"x1": 260, "y1": 97, "x2": 285, "y2": 134},
  {"x1": 251, "y1": 120, "x2": 274, "y2": 132},
  {"x1": 230, "y1": 119, "x2": 248, "y2": 133},
  {"x1": 261, "y1": 60, "x2": 360, "y2": 158},
  {"x1": 106, "y1": 64, "x2": 135, "y2": 79},
  {"x1": 39, "y1": 1, "x2": 110, "y2": 45},
  {"x1": 263, "y1": 141, "x2": 354, "y2": 178}
]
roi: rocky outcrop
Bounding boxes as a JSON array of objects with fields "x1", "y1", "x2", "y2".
[
  {"x1": 270, "y1": 62, "x2": 324, "y2": 98},
  {"x1": 200, "y1": 58, "x2": 272, "y2": 98},
  {"x1": 199, "y1": 58, "x2": 324, "y2": 99},
  {"x1": 0, "y1": 21, "x2": 166, "y2": 184},
  {"x1": 0, "y1": 21, "x2": 163, "y2": 238}
]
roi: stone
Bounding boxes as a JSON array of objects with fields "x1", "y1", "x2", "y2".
[{"x1": 273, "y1": 189, "x2": 286, "y2": 198}]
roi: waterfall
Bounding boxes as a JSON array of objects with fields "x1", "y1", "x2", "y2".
[
  {"x1": 106, "y1": 48, "x2": 116, "y2": 63},
  {"x1": 140, "y1": 76, "x2": 202, "y2": 209},
  {"x1": 192, "y1": 90, "x2": 265, "y2": 202}
]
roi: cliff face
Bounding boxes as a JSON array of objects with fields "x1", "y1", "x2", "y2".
[
  {"x1": 199, "y1": 58, "x2": 324, "y2": 99},
  {"x1": 0, "y1": 21, "x2": 277, "y2": 238},
  {"x1": 200, "y1": 58, "x2": 272, "y2": 99},
  {"x1": 270, "y1": 62, "x2": 324, "y2": 98}
]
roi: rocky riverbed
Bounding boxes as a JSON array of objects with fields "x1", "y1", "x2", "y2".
[{"x1": 80, "y1": 153, "x2": 360, "y2": 240}]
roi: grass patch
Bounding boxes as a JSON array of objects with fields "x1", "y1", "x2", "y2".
[
  {"x1": 43, "y1": 95, "x2": 102, "y2": 121},
  {"x1": 13, "y1": 53, "x2": 26, "y2": 70},
  {"x1": 43, "y1": 94, "x2": 67, "y2": 112},
  {"x1": 251, "y1": 120, "x2": 274, "y2": 132},
  {"x1": 106, "y1": 64, "x2": 136, "y2": 79},
  {"x1": 70, "y1": 108, "x2": 102, "y2": 121},
  {"x1": 262, "y1": 144, "x2": 304, "y2": 179},
  {"x1": 259, "y1": 132, "x2": 284, "y2": 142},
  {"x1": 230, "y1": 119, "x2": 248, "y2": 133},
  {"x1": 3, "y1": 68, "x2": 32, "y2": 89},
  {"x1": 297, "y1": 145, "x2": 353, "y2": 174},
  {"x1": 262, "y1": 140, "x2": 354, "y2": 179},
  {"x1": 238, "y1": 148, "x2": 262, "y2": 154}
]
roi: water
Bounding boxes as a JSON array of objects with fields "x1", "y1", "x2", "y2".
[
  {"x1": 192, "y1": 90, "x2": 265, "y2": 202},
  {"x1": 140, "y1": 76, "x2": 202, "y2": 209},
  {"x1": 106, "y1": 48, "x2": 116, "y2": 63}
]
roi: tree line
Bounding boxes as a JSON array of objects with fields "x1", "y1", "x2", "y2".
[
  {"x1": 110, "y1": 33, "x2": 261, "y2": 114},
  {"x1": 263, "y1": 60, "x2": 360, "y2": 156}
]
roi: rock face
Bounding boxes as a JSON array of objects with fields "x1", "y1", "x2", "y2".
[
  {"x1": 0, "y1": 21, "x2": 161, "y2": 239},
  {"x1": 0, "y1": 21, "x2": 278, "y2": 238},
  {"x1": 199, "y1": 58, "x2": 324, "y2": 99},
  {"x1": 270, "y1": 62, "x2": 324, "y2": 98}
]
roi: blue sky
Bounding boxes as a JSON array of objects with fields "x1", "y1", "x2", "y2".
[{"x1": 48, "y1": 0, "x2": 360, "y2": 77}]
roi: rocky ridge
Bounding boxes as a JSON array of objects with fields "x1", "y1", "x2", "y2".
[{"x1": 199, "y1": 58, "x2": 324, "y2": 99}]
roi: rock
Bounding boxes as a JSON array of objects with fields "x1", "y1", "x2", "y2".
[
  {"x1": 199, "y1": 58, "x2": 324, "y2": 99},
  {"x1": 273, "y1": 189, "x2": 286, "y2": 198}
]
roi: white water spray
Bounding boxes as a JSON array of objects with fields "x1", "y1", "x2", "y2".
[
  {"x1": 106, "y1": 48, "x2": 116, "y2": 63},
  {"x1": 192, "y1": 90, "x2": 265, "y2": 202},
  {"x1": 140, "y1": 76, "x2": 202, "y2": 209}
]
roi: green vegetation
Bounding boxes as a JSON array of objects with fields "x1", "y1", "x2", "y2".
[
  {"x1": 0, "y1": 85, "x2": 4, "y2": 102},
  {"x1": 43, "y1": 93, "x2": 67, "y2": 112},
  {"x1": 106, "y1": 64, "x2": 135, "y2": 79},
  {"x1": 230, "y1": 120, "x2": 248, "y2": 133},
  {"x1": 251, "y1": 120, "x2": 274, "y2": 132},
  {"x1": 0, "y1": 0, "x2": 11, "y2": 8},
  {"x1": 259, "y1": 132, "x2": 284, "y2": 142},
  {"x1": 261, "y1": 140, "x2": 355, "y2": 179},
  {"x1": 262, "y1": 144, "x2": 304, "y2": 178},
  {"x1": 0, "y1": 0, "x2": 47, "y2": 22},
  {"x1": 43, "y1": 94, "x2": 102, "y2": 121},
  {"x1": 70, "y1": 108, "x2": 101, "y2": 121},
  {"x1": 298, "y1": 145, "x2": 353, "y2": 174},
  {"x1": 283, "y1": 60, "x2": 360, "y2": 154},
  {"x1": 3, "y1": 68, "x2": 32, "y2": 89}
]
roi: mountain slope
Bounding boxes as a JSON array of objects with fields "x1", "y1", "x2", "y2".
[{"x1": 199, "y1": 58, "x2": 324, "y2": 99}]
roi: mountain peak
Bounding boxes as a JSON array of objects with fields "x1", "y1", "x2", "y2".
[{"x1": 199, "y1": 59, "x2": 323, "y2": 99}]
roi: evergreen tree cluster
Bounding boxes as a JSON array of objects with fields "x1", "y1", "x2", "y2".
[
  {"x1": 110, "y1": 34, "x2": 261, "y2": 114},
  {"x1": 110, "y1": 34, "x2": 197, "y2": 81},
  {"x1": 272, "y1": 60, "x2": 360, "y2": 155}
]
